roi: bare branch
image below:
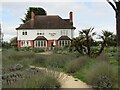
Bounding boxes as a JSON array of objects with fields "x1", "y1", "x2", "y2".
[
  {"x1": 113, "y1": 0, "x2": 117, "y2": 2},
  {"x1": 106, "y1": 0, "x2": 117, "y2": 13}
]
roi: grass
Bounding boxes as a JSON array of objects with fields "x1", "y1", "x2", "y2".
[
  {"x1": 32, "y1": 53, "x2": 78, "y2": 71},
  {"x1": 2, "y1": 49, "x2": 34, "y2": 74},
  {"x1": 2, "y1": 47, "x2": 119, "y2": 89},
  {"x1": 65, "y1": 56, "x2": 89, "y2": 73},
  {"x1": 85, "y1": 61, "x2": 118, "y2": 88},
  {"x1": 2, "y1": 49, "x2": 61, "y2": 88},
  {"x1": 73, "y1": 59, "x2": 96, "y2": 82}
]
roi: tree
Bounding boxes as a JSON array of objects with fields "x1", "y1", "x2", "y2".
[
  {"x1": 71, "y1": 28, "x2": 96, "y2": 56},
  {"x1": 71, "y1": 36, "x2": 86, "y2": 55},
  {"x1": 106, "y1": 0, "x2": 120, "y2": 60},
  {"x1": 22, "y1": 7, "x2": 47, "y2": 23},
  {"x1": 10, "y1": 36, "x2": 17, "y2": 47},
  {"x1": 98, "y1": 30, "x2": 114, "y2": 55},
  {"x1": 79, "y1": 28, "x2": 96, "y2": 56}
]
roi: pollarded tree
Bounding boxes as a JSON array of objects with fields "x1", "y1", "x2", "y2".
[
  {"x1": 22, "y1": 7, "x2": 47, "y2": 23},
  {"x1": 106, "y1": 0, "x2": 120, "y2": 60}
]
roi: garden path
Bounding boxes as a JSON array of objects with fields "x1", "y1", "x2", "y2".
[
  {"x1": 36, "y1": 51, "x2": 53, "y2": 55},
  {"x1": 30, "y1": 65, "x2": 92, "y2": 89}
]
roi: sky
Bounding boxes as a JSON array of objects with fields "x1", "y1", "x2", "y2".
[{"x1": 0, "y1": 0, "x2": 116, "y2": 42}]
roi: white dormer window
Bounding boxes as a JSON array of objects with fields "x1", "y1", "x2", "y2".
[
  {"x1": 37, "y1": 32, "x2": 44, "y2": 35},
  {"x1": 22, "y1": 31, "x2": 27, "y2": 35},
  {"x1": 37, "y1": 30, "x2": 44, "y2": 35},
  {"x1": 61, "y1": 30, "x2": 68, "y2": 35}
]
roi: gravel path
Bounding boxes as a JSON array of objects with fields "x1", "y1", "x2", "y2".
[
  {"x1": 30, "y1": 66, "x2": 92, "y2": 89},
  {"x1": 36, "y1": 51, "x2": 53, "y2": 55}
]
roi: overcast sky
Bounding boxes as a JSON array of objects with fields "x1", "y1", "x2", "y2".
[{"x1": 0, "y1": 0, "x2": 116, "y2": 42}]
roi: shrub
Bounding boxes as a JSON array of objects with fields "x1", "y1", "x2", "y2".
[
  {"x1": 2, "y1": 49, "x2": 34, "y2": 73},
  {"x1": 54, "y1": 47, "x2": 69, "y2": 54},
  {"x1": 32, "y1": 48, "x2": 45, "y2": 53},
  {"x1": 85, "y1": 61, "x2": 118, "y2": 89},
  {"x1": 3, "y1": 49, "x2": 35, "y2": 61},
  {"x1": 65, "y1": 56, "x2": 88, "y2": 73},
  {"x1": 46, "y1": 54, "x2": 67, "y2": 68},
  {"x1": 5, "y1": 68, "x2": 61, "y2": 88},
  {"x1": 32, "y1": 54, "x2": 46, "y2": 66}
]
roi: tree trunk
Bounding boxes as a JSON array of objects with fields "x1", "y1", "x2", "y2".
[
  {"x1": 116, "y1": 10, "x2": 120, "y2": 61},
  {"x1": 98, "y1": 41, "x2": 106, "y2": 55},
  {"x1": 86, "y1": 36, "x2": 91, "y2": 56},
  {"x1": 116, "y1": 2, "x2": 120, "y2": 61}
]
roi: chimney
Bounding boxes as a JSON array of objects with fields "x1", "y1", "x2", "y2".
[
  {"x1": 31, "y1": 11, "x2": 35, "y2": 28},
  {"x1": 69, "y1": 11, "x2": 73, "y2": 23},
  {"x1": 31, "y1": 11, "x2": 35, "y2": 20}
]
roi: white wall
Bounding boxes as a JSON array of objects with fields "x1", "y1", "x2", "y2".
[{"x1": 17, "y1": 29, "x2": 73, "y2": 40}]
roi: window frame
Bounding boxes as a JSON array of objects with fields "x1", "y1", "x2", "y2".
[
  {"x1": 59, "y1": 40, "x2": 70, "y2": 47},
  {"x1": 34, "y1": 40, "x2": 47, "y2": 48}
]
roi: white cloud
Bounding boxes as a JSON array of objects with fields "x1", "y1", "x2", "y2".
[{"x1": 2, "y1": 25, "x2": 17, "y2": 41}]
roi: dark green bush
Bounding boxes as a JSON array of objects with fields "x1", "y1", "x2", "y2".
[{"x1": 85, "y1": 61, "x2": 118, "y2": 89}]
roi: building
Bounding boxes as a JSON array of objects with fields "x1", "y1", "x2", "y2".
[{"x1": 16, "y1": 11, "x2": 75, "y2": 49}]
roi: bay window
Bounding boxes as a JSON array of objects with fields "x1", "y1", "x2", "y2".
[
  {"x1": 34, "y1": 40, "x2": 47, "y2": 48},
  {"x1": 59, "y1": 40, "x2": 70, "y2": 47}
]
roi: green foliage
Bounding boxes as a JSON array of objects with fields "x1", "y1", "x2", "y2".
[
  {"x1": 46, "y1": 54, "x2": 70, "y2": 69},
  {"x1": 65, "y1": 56, "x2": 88, "y2": 73},
  {"x1": 85, "y1": 61, "x2": 118, "y2": 89},
  {"x1": 53, "y1": 47, "x2": 69, "y2": 54},
  {"x1": 32, "y1": 48, "x2": 45, "y2": 53},
  {"x1": 32, "y1": 54, "x2": 46, "y2": 66},
  {"x1": 22, "y1": 7, "x2": 47, "y2": 23},
  {"x1": 2, "y1": 49, "x2": 35, "y2": 74},
  {"x1": 33, "y1": 53, "x2": 77, "y2": 69},
  {"x1": 71, "y1": 29, "x2": 117, "y2": 57},
  {"x1": 10, "y1": 36, "x2": 17, "y2": 47},
  {"x1": 3, "y1": 68, "x2": 60, "y2": 88},
  {"x1": 2, "y1": 41, "x2": 11, "y2": 49}
]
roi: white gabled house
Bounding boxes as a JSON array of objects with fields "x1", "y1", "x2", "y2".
[{"x1": 16, "y1": 11, "x2": 76, "y2": 48}]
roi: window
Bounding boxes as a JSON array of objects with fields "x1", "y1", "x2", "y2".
[
  {"x1": 21, "y1": 41, "x2": 25, "y2": 47},
  {"x1": 37, "y1": 31, "x2": 44, "y2": 35},
  {"x1": 22, "y1": 31, "x2": 27, "y2": 35},
  {"x1": 44, "y1": 41, "x2": 46, "y2": 47},
  {"x1": 26, "y1": 41, "x2": 29, "y2": 46},
  {"x1": 59, "y1": 40, "x2": 70, "y2": 47},
  {"x1": 34, "y1": 40, "x2": 47, "y2": 47},
  {"x1": 61, "y1": 30, "x2": 68, "y2": 35},
  {"x1": 21, "y1": 40, "x2": 31, "y2": 47}
]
